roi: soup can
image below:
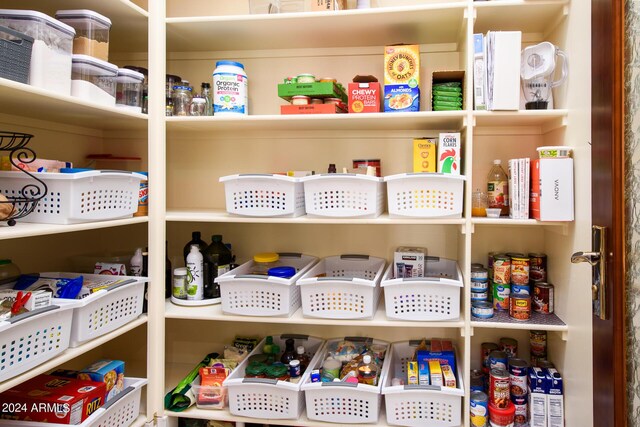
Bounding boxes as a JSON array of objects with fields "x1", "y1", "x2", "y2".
[
  {"x1": 470, "y1": 369, "x2": 485, "y2": 392},
  {"x1": 489, "y1": 368, "x2": 511, "y2": 409},
  {"x1": 499, "y1": 337, "x2": 518, "y2": 359},
  {"x1": 472, "y1": 301, "x2": 494, "y2": 319},
  {"x1": 529, "y1": 252, "x2": 547, "y2": 283},
  {"x1": 481, "y1": 342, "x2": 500, "y2": 373},
  {"x1": 538, "y1": 359, "x2": 555, "y2": 369},
  {"x1": 470, "y1": 390, "x2": 489, "y2": 427},
  {"x1": 530, "y1": 330, "x2": 548, "y2": 361},
  {"x1": 509, "y1": 295, "x2": 531, "y2": 321},
  {"x1": 471, "y1": 290, "x2": 489, "y2": 302},
  {"x1": 488, "y1": 350, "x2": 508, "y2": 371},
  {"x1": 533, "y1": 282, "x2": 554, "y2": 314},
  {"x1": 511, "y1": 283, "x2": 530, "y2": 296},
  {"x1": 493, "y1": 283, "x2": 511, "y2": 311},
  {"x1": 472, "y1": 266, "x2": 489, "y2": 282},
  {"x1": 471, "y1": 263, "x2": 484, "y2": 269},
  {"x1": 510, "y1": 256, "x2": 530, "y2": 285},
  {"x1": 471, "y1": 280, "x2": 489, "y2": 292},
  {"x1": 512, "y1": 395, "x2": 528, "y2": 426},
  {"x1": 508, "y1": 358, "x2": 529, "y2": 397},
  {"x1": 493, "y1": 255, "x2": 511, "y2": 284}
]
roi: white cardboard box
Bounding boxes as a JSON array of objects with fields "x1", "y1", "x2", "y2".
[
  {"x1": 531, "y1": 158, "x2": 574, "y2": 221},
  {"x1": 486, "y1": 31, "x2": 522, "y2": 110}
]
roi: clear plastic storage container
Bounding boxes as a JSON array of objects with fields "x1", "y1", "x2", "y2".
[
  {"x1": 115, "y1": 67, "x2": 144, "y2": 113},
  {"x1": 55, "y1": 9, "x2": 112, "y2": 61},
  {"x1": 71, "y1": 54, "x2": 118, "y2": 106},
  {"x1": 0, "y1": 9, "x2": 75, "y2": 95}
]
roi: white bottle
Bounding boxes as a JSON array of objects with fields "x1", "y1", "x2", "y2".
[
  {"x1": 186, "y1": 244, "x2": 204, "y2": 300},
  {"x1": 130, "y1": 248, "x2": 143, "y2": 276}
]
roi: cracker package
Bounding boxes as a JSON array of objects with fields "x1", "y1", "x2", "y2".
[{"x1": 78, "y1": 359, "x2": 125, "y2": 403}]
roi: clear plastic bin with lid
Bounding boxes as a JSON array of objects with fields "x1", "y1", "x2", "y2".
[
  {"x1": 70, "y1": 54, "x2": 118, "y2": 106},
  {"x1": 55, "y1": 9, "x2": 112, "y2": 62},
  {"x1": 0, "y1": 9, "x2": 75, "y2": 95},
  {"x1": 252, "y1": 252, "x2": 280, "y2": 275},
  {"x1": 116, "y1": 68, "x2": 144, "y2": 113}
]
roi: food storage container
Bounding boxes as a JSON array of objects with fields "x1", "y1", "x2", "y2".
[
  {"x1": 55, "y1": 9, "x2": 112, "y2": 61},
  {"x1": 536, "y1": 145, "x2": 573, "y2": 158},
  {"x1": 0, "y1": 25, "x2": 33, "y2": 84},
  {"x1": 71, "y1": 54, "x2": 118, "y2": 106},
  {"x1": 0, "y1": 9, "x2": 75, "y2": 95},
  {"x1": 115, "y1": 67, "x2": 144, "y2": 113}
]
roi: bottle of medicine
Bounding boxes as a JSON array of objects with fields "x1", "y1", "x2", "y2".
[
  {"x1": 172, "y1": 267, "x2": 188, "y2": 300},
  {"x1": 213, "y1": 60, "x2": 248, "y2": 116},
  {"x1": 289, "y1": 360, "x2": 301, "y2": 383}
]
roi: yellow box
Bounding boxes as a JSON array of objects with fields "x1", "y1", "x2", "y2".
[
  {"x1": 384, "y1": 44, "x2": 421, "y2": 86},
  {"x1": 413, "y1": 138, "x2": 437, "y2": 172},
  {"x1": 406, "y1": 361, "x2": 419, "y2": 385},
  {"x1": 429, "y1": 360, "x2": 443, "y2": 386}
]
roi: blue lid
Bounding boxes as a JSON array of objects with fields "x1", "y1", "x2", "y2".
[
  {"x1": 215, "y1": 60, "x2": 244, "y2": 70},
  {"x1": 173, "y1": 85, "x2": 192, "y2": 91},
  {"x1": 137, "y1": 171, "x2": 149, "y2": 177},
  {"x1": 60, "y1": 168, "x2": 93, "y2": 173},
  {"x1": 267, "y1": 266, "x2": 296, "y2": 279}
]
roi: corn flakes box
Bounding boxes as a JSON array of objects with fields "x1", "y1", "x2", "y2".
[
  {"x1": 78, "y1": 359, "x2": 125, "y2": 403},
  {"x1": 384, "y1": 85, "x2": 420, "y2": 112}
]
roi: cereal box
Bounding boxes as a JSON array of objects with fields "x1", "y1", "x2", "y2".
[
  {"x1": 78, "y1": 359, "x2": 125, "y2": 403},
  {"x1": 437, "y1": 132, "x2": 461, "y2": 175},
  {"x1": 0, "y1": 375, "x2": 105, "y2": 424},
  {"x1": 384, "y1": 85, "x2": 420, "y2": 112},
  {"x1": 413, "y1": 138, "x2": 437, "y2": 172},
  {"x1": 384, "y1": 44, "x2": 421, "y2": 86}
]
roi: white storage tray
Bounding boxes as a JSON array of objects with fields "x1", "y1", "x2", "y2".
[
  {"x1": 219, "y1": 174, "x2": 305, "y2": 217},
  {"x1": 382, "y1": 341, "x2": 464, "y2": 427},
  {"x1": 0, "y1": 377, "x2": 147, "y2": 427},
  {"x1": 47, "y1": 272, "x2": 146, "y2": 347},
  {"x1": 0, "y1": 170, "x2": 146, "y2": 224},
  {"x1": 380, "y1": 257, "x2": 463, "y2": 321},
  {"x1": 297, "y1": 255, "x2": 386, "y2": 319},
  {"x1": 302, "y1": 337, "x2": 391, "y2": 424},
  {"x1": 216, "y1": 253, "x2": 318, "y2": 317},
  {"x1": 223, "y1": 334, "x2": 325, "y2": 420},
  {"x1": 384, "y1": 173, "x2": 465, "y2": 218},
  {"x1": 0, "y1": 303, "x2": 75, "y2": 382},
  {"x1": 301, "y1": 174, "x2": 385, "y2": 218}
]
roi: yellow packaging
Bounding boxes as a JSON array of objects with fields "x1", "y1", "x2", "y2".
[
  {"x1": 441, "y1": 364, "x2": 457, "y2": 388},
  {"x1": 384, "y1": 44, "x2": 421, "y2": 86},
  {"x1": 413, "y1": 138, "x2": 437, "y2": 172},
  {"x1": 406, "y1": 361, "x2": 419, "y2": 385},
  {"x1": 429, "y1": 360, "x2": 443, "y2": 386}
]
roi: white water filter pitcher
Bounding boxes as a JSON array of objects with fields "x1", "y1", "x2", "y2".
[{"x1": 520, "y1": 42, "x2": 568, "y2": 110}]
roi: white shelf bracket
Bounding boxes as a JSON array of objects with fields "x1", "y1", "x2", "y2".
[
  {"x1": 469, "y1": 7, "x2": 477, "y2": 23},
  {"x1": 461, "y1": 222, "x2": 474, "y2": 235},
  {"x1": 561, "y1": 330, "x2": 569, "y2": 342},
  {"x1": 543, "y1": 5, "x2": 570, "y2": 39},
  {"x1": 469, "y1": 326, "x2": 475, "y2": 337},
  {"x1": 542, "y1": 115, "x2": 569, "y2": 134},
  {"x1": 154, "y1": 415, "x2": 168, "y2": 427}
]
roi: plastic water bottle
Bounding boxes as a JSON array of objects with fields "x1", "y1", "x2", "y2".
[{"x1": 130, "y1": 248, "x2": 143, "y2": 276}]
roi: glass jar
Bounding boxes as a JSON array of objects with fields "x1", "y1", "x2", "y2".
[
  {"x1": 172, "y1": 85, "x2": 192, "y2": 116},
  {"x1": 472, "y1": 189, "x2": 488, "y2": 217},
  {"x1": 252, "y1": 253, "x2": 280, "y2": 275},
  {"x1": 190, "y1": 96, "x2": 207, "y2": 116}
]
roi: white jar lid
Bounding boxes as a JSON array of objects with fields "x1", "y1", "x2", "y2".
[
  {"x1": 117, "y1": 68, "x2": 144, "y2": 83},
  {"x1": 0, "y1": 9, "x2": 76, "y2": 37},
  {"x1": 55, "y1": 9, "x2": 112, "y2": 28},
  {"x1": 72, "y1": 54, "x2": 118, "y2": 76}
]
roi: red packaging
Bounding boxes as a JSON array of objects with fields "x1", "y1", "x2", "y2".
[
  {"x1": 489, "y1": 401, "x2": 516, "y2": 426},
  {"x1": 348, "y1": 75, "x2": 381, "y2": 113},
  {"x1": 0, "y1": 375, "x2": 106, "y2": 424},
  {"x1": 280, "y1": 104, "x2": 346, "y2": 114}
]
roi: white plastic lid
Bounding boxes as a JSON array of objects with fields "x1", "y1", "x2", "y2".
[
  {"x1": 297, "y1": 346, "x2": 305, "y2": 354},
  {"x1": 493, "y1": 159, "x2": 502, "y2": 164},
  {"x1": 536, "y1": 146, "x2": 572, "y2": 152},
  {"x1": 72, "y1": 54, "x2": 118, "y2": 75},
  {"x1": 363, "y1": 355, "x2": 372, "y2": 364},
  {"x1": 117, "y1": 68, "x2": 144, "y2": 83},
  {"x1": 289, "y1": 360, "x2": 300, "y2": 367},
  {"x1": 174, "y1": 267, "x2": 187, "y2": 275},
  {"x1": 192, "y1": 97, "x2": 206, "y2": 104},
  {"x1": 0, "y1": 9, "x2": 76, "y2": 37},
  {"x1": 55, "y1": 9, "x2": 112, "y2": 28}
]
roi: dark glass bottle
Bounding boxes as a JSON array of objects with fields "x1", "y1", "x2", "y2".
[
  {"x1": 280, "y1": 338, "x2": 296, "y2": 365},
  {"x1": 142, "y1": 247, "x2": 149, "y2": 313},
  {"x1": 165, "y1": 241, "x2": 172, "y2": 299},
  {"x1": 183, "y1": 231, "x2": 207, "y2": 266},
  {"x1": 202, "y1": 235, "x2": 232, "y2": 299}
]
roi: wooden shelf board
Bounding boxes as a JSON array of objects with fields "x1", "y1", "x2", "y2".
[
  {"x1": 473, "y1": 0, "x2": 569, "y2": 36},
  {"x1": 471, "y1": 218, "x2": 567, "y2": 227},
  {"x1": 473, "y1": 110, "x2": 568, "y2": 130},
  {"x1": 0, "y1": 216, "x2": 148, "y2": 241}
]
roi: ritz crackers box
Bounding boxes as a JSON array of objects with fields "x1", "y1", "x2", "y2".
[{"x1": 0, "y1": 375, "x2": 106, "y2": 424}]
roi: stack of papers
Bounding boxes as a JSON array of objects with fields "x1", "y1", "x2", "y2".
[{"x1": 508, "y1": 158, "x2": 530, "y2": 219}]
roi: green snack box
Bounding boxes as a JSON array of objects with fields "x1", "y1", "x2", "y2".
[{"x1": 278, "y1": 82, "x2": 347, "y2": 102}]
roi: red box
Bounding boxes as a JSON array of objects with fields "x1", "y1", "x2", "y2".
[
  {"x1": 0, "y1": 375, "x2": 106, "y2": 424},
  {"x1": 348, "y1": 81, "x2": 381, "y2": 113},
  {"x1": 280, "y1": 104, "x2": 345, "y2": 114}
]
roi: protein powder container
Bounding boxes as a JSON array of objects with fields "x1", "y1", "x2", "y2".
[{"x1": 213, "y1": 60, "x2": 248, "y2": 116}]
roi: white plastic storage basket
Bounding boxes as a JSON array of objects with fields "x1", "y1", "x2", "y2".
[
  {"x1": 0, "y1": 377, "x2": 147, "y2": 427},
  {"x1": 0, "y1": 170, "x2": 146, "y2": 224},
  {"x1": 0, "y1": 303, "x2": 75, "y2": 382},
  {"x1": 382, "y1": 341, "x2": 464, "y2": 427},
  {"x1": 47, "y1": 273, "x2": 145, "y2": 347},
  {"x1": 219, "y1": 174, "x2": 305, "y2": 217},
  {"x1": 223, "y1": 334, "x2": 325, "y2": 420},
  {"x1": 297, "y1": 255, "x2": 386, "y2": 319},
  {"x1": 301, "y1": 174, "x2": 385, "y2": 218},
  {"x1": 216, "y1": 253, "x2": 317, "y2": 317},
  {"x1": 384, "y1": 173, "x2": 465, "y2": 218},
  {"x1": 381, "y1": 257, "x2": 463, "y2": 321},
  {"x1": 302, "y1": 337, "x2": 391, "y2": 424}
]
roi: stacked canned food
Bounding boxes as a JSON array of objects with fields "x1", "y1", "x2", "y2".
[
  {"x1": 470, "y1": 331, "x2": 554, "y2": 427},
  {"x1": 471, "y1": 252, "x2": 555, "y2": 320}
]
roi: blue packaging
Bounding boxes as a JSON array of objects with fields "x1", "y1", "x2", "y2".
[
  {"x1": 384, "y1": 85, "x2": 420, "y2": 112},
  {"x1": 512, "y1": 283, "x2": 531, "y2": 296},
  {"x1": 417, "y1": 349, "x2": 456, "y2": 376}
]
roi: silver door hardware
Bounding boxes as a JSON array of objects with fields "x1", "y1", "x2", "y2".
[{"x1": 571, "y1": 226, "x2": 606, "y2": 320}]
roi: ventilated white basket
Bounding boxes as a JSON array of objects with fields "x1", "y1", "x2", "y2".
[
  {"x1": 216, "y1": 253, "x2": 318, "y2": 317},
  {"x1": 301, "y1": 174, "x2": 385, "y2": 218},
  {"x1": 219, "y1": 174, "x2": 305, "y2": 217},
  {"x1": 297, "y1": 255, "x2": 386, "y2": 319},
  {"x1": 382, "y1": 341, "x2": 464, "y2": 427},
  {"x1": 0, "y1": 170, "x2": 146, "y2": 224},
  {"x1": 223, "y1": 334, "x2": 325, "y2": 420},
  {"x1": 302, "y1": 337, "x2": 391, "y2": 424},
  {"x1": 0, "y1": 303, "x2": 75, "y2": 382},
  {"x1": 0, "y1": 377, "x2": 148, "y2": 427},
  {"x1": 46, "y1": 273, "x2": 145, "y2": 347},
  {"x1": 384, "y1": 173, "x2": 465, "y2": 218},
  {"x1": 381, "y1": 257, "x2": 463, "y2": 321}
]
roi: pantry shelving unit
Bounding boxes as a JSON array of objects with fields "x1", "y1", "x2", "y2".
[{"x1": 0, "y1": 216, "x2": 148, "y2": 240}]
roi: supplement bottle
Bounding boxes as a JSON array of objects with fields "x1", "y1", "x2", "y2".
[{"x1": 213, "y1": 60, "x2": 248, "y2": 116}]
